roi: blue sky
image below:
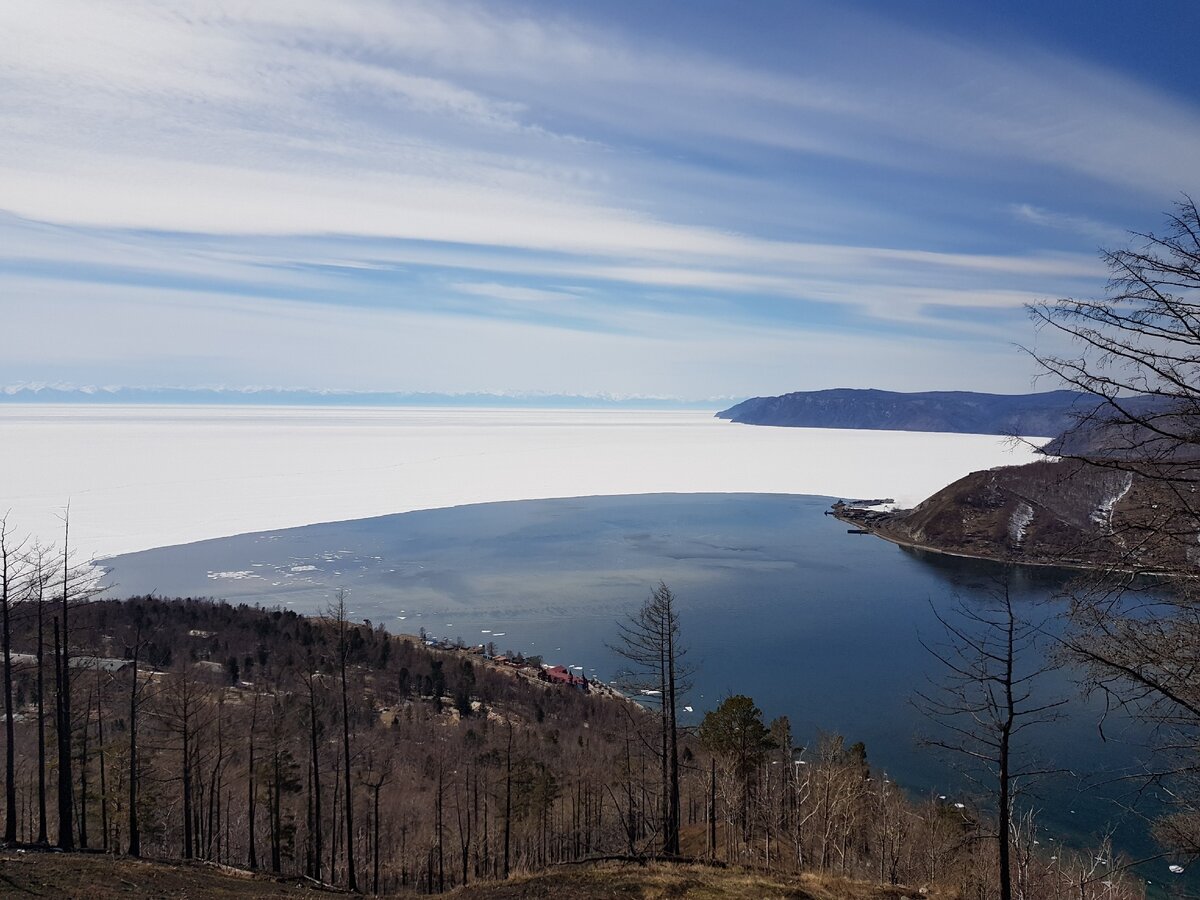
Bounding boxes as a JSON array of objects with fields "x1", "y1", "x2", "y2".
[{"x1": 2, "y1": 1, "x2": 1198, "y2": 400}]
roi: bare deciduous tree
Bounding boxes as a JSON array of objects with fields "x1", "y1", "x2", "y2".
[
  {"x1": 611, "y1": 582, "x2": 691, "y2": 857},
  {"x1": 329, "y1": 588, "x2": 359, "y2": 892},
  {"x1": 1029, "y1": 196, "x2": 1200, "y2": 864},
  {"x1": 0, "y1": 514, "x2": 25, "y2": 844},
  {"x1": 915, "y1": 575, "x2": 1067, "y2": 900}
]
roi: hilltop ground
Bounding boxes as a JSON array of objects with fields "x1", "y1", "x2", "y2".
[
  {"x1": 449, "y1": 860, "x2": 937, "y2": 899},
  {"x1": 0, "y1": 852, "x2": 940, "y2": 899},
  {"x1": 0, "y1": 849, "x2": 330, "y2": 898}
]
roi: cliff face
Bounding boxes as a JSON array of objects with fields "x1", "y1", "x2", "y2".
[
  {"x1": 717, "y1": 389, "x2": 1092, "y2": 437},
  {"x1": 838, "y1": 458, "x2": 1200, "y2": 572}
]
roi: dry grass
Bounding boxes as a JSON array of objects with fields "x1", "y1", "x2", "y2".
[
  {"x1": 449, "y1": 860, "x2": 945, "y2": 900},
  {"x1": 0, "y1": 851, "x2": 953, "y2": 899}
]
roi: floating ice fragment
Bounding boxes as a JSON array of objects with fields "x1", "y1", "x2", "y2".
[{"x1": 1170, "y1": 865, "x2": 1185, "y2": 874}]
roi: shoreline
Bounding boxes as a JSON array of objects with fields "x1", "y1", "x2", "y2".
[{"x1": 831, "y1": 509, "x2": 1184, "y2": 578}]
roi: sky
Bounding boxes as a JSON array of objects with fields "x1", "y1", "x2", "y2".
[{"x1": 2, "y1": 0, "x2": 1199, "y2": 401}]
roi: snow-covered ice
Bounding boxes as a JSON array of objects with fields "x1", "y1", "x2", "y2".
[{"x1": 0, "y1": 405, "x2": 1048, "y2": 560}]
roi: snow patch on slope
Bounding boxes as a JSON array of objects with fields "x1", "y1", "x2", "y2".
[
  {"x1": 1009, "y1": 502, "x2": 1035, "y2": 546},
  {"x1": 1091, "y1": 472, "x2": 1133, "y2": 533}
]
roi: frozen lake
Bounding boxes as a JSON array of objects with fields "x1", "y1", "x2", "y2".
[{"x1": 1, "y1": 405, "x2": 1045, "y2": 560}]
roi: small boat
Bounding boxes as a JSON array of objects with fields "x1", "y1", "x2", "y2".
[{"x1": 846, "y1": 528, "x2": 870, "y2": 535}]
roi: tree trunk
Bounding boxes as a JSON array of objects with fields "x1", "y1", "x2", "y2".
[
  {"x1": 1, "y1": 526, "x2": 17, "y2": 845},
  {"x1": 503, "y1": 724, "x2": 512, "y2": 879},
  {"x1": 308, "y1": 673, "x2": 323, "y2": 882},
  {"x1": 36, "y1": 574, "x2": 47, "y2": 845},
  {"x1": 373, "y1": 781, "x2": 382, "y2": 895},
  {"x1": 127, "y1": 630, "x2": 140, "y2": 857},
  {"x1": 999, "y1": 604, "x2": 1015, "y2": 900},
  {"x1": 335, "y1": 596, "x2": 358, "y2": 893},
  {"x1": 329, "y1": 745, "x2": 340, "y2": 883},
  {"x1": 436, "y1": 761, "x2": 445, "y2": 893},
  {"x1": 247, "y1": 691, "x2": 258, "y2": 870},
  {"x1": 270, "y1": 751, "x2": 281, "y2": 873},
  {"x1": 666, "y1": 600, "x2": 680, "y2": 856},
  {"x1": 181, "y1": 695, "x2": 192, "y2": 859},
  {"x1": 78, "y1": 682, "x2": 89, "y2": 849},
  {"x1": 709, "y1": 757, "x2": 717, "y2": 860},
  {"x1": 205, "y1": 705, "x2": 223, "y2": 861},
  {"x1": 54, "y1": 616, "x2": 74, "y2": 850},
  {"x1": 97, "y1": 672, "x2": 109, "y2": 852},
  {"x1": 58, "y1": 514, "x2": 74, "y2": 850}
]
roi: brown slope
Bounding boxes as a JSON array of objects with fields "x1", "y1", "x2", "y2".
[
  {"x1": 0, "y1": 851, "x2": 341, "y2": 898},
  {"x1": 836, "y1": 458, "x2": 1200, "y2": 572}
]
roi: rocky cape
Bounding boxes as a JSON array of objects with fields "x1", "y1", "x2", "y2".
[
  {"x1": 834, "y1": 458, "x2": 1199, "y2": 573},
  {"x1": 716, "y1": 388, "x2": 1096, "y2": 436}
]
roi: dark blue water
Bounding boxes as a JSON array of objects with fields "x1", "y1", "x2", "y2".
[{"x1": 100, "y1": 492, "x2": 1180, "y2": 884}]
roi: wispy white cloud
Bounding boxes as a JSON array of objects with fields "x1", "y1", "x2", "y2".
[
  {"x1": 1009, "y1": 204, "x2": 1129, "y2": 246},
  {"x1": 451, "y1": 282, "x2": 584, "y2": 304},
  {"x1": 0, "y1": 275, "x2": 1054, "y2": 397},
  {"x1": 0, "y1": 0, "x2": 1195, "y2": 394}
]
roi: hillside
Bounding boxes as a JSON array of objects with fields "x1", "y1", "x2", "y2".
[
  {"x1": 0, "y1": 852, "x2": 940, "y2": 899},
  {"x1": 0, "y1": 850, "x2": 330, "y2": 898},
  {"x1": 834, "y1": 457, "x2": 1197, "y2": 571},
  {"x1": 0, "y1": 593, "x2": 1148, "y2": 898},
  {"x1": 716, "y1": 388, "x2": 1091, "y2": 436}
]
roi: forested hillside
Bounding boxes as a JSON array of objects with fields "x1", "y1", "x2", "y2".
[{"x1": 0, "y1": 585, "x2": 1146, "y2": 897}]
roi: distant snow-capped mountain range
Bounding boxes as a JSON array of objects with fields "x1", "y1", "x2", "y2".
[{"x1": 1, "y1": 384, "x2": 728, "y2": 409}]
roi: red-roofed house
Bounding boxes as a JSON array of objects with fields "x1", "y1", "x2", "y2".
[{"x1": 543, "y1": 665, "x2": 587, "y2": 690}]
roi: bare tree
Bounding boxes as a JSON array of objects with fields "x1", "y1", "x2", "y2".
[
  {"x1": 329, "y1": 588, "x2": 359, "y2": 892},
  {"x1": 57, "y1": 506, "x2": 74, "y2": 850},
  {"x1": 127, "y1": 620, "x2": 145, "y2": 857},
  {"x1": 0, "y1": 514, "x2": 25, "y2": 844},
  {"x1": 304, "y1": 664, "x2": 325, "y2": 882},
  {"x1": 247, "y1": 687, "x2": 259, "y2": 870},
  {"x1": 155, "y1": 663, "x2": 212, "y2": 859},
  {"x1": 361, "y1": 746, "x2": 393, "y2": 895},
  {"x1": 1029, "y1": 196, "x2": 1200, "y2": 862},
  {"x1": 1026, "y1": 195, "x2": 1200, "y2": 567},
  {"x1": 31, "y1": 544, "x2": 50, "y2": 845},
  {"x1": 611, "y1": 582, "x2": 691, "y2": 856},
  {"x1": 915, "y1": 575, "x2": 1067, "y2": 900}
]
